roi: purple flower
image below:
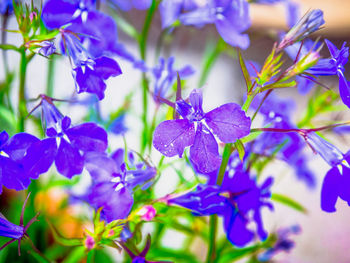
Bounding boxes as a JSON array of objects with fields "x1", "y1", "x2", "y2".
[
  {"x1": 35, "y1": 96, "x2": 108, "y2": 179},
  {"x1": 153, "y1": 89, "x2": 251, "y2": 174},
  {"x1": 258, "y1": 225, "x2": 301, "y2": 261},
  {"x1": 278, "y1": 9, "x2": 324, "y2": 50},
  {"x1": 85, "y1": 149, "x2": 157, "y2": 222},
  {"x1": 303, "y1": 132, "x2": 350, "y2": 212},
  {"x1": 152, "y1": 56, "x2": 194, "y2": 104},
  {"x1": 249, "y1": 90, "x2": 316, "y2": 187},
  {"x1": 0, "y1": 130, "x2": 56, "y2": 193},
  {"x1": 110, "y1": 0, "x2": 152, "y2": 11},
  {"x1": 308, "y1": 40, "x2": 350, "y2": 107},
  {"x1": 37, "y1": 40, "x2": 56, "y2": 57},
  {"x1": 42, "y1": 0, "x2": 123, "y2": 100},
  {"x1": 0, "y1": 0, "x2": 14, "y2": 15},
  {"x1": 169, "y1": 154, "x2": 274, "y2": 247},
  {"x1": 179, "y1": 0, "x2": 251, "y2": 49},
  {"x1": 0, "y1": 194, "x2": 39, "y2": 255}
]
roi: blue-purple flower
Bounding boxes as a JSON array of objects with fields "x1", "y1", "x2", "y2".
[
  {"x1": 85, "y1": 149, "x2": 157, "y2": 222},
  {"x1": 152, "y1": 56, "x2": 194, "y2": 104},
  {"x1": 303, "y1": 132, "x2": 350, "y2": 212},
  {"x1": 159, "y1": 0, "x2": 251, "y2": 49},
  {"x1": 169, "y1": 154, "x2": 274, "y2": 247},
  {"x1": 42, "y1": 0, "x2": 123, "y2": 100},
  {"x1": 153, "y1": 89, "x2": 251, "y2": 174},
  {"x1": 0, "y1": 194, "x2": 39, "y2": 255},
  {"x1": 37, "y1": 40, "x2": 56, "y2": 57},
  {"x1": 109, "y1": 0, "x2": 152, "y2": 11},
  {"x1": 0, "y1": 130, "x2": 57, "y2": 194},
  {"x1": 0, "y1": 0, "x2": 14, "y2": 15},
  {"x1": 35, "y1": 96, "x2": 108, "y2": 178}
]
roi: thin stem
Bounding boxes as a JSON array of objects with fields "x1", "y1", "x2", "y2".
[
  {"x1": 250, "y1": 121, "x2": 350, "y2": 135},
  {"x1": 251, "y1": 89, "x2": 272, "y2": 122},
  {"x1": 139, "y1": 0, "x2": 158, "y2": 154},
  {"x1": 46, "y1": 57, "x2": 55, "y2": 97},
  {"x1": 18, "y1": 48, "x2": 28, "y2": 132},
  {"x1": 206, "y1": 215, "x2": 218, "y2": 263},
  {"x1": 1, "y1": 14, "x2": 10, "y2": 75}
]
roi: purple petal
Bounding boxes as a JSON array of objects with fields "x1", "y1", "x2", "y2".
[
  {"x1": 0, "y1": 156, "x2": 30, "y2": 191},
  {"x1": 0, "y1": 217, "x2": 24, "y2": 239},
  {"x1": 189, "y1": 124, "x2": 222, "y2": 174},
  {"x1": 88, "y1": 183, "x2": 133, "y2": 222},
  {"x1": 325, "y1": 39, "x2": 339, "y2": 59},
  {"x1": 94, "y1": 57, "x2": 122, "y2": 80},
  {"x1": 132, "y1": 0, "x2": 152, "y2": 9},
  {"x1": 189, "y1": 89, "x2": 204, "y2": 115},
  {"x1": 41, "y1": 0, "x2": 78, "y2": 29},
  {"x1": 321, "y1": 167, "x2": 341, "y2": 212},
  {"x1": 159, "y1": 0, "x2": 184, "y2": 28},
  {"x1": 3, "y1": 133, "x2": 39, "y2": 161},
  {"x1": 84, "y1": 152, "x2": 118, "y2": 182},
  {"x1": 153, "y1": 119, "x2": 195, "y2": 157},
  {"x1": 223, "y1": 207, "x2": 254, "y2": 247},
  {"x1": 205, "y1": 103, "x2": 251, "y2": 143},
  {"x1": 74, "y1": 67, "x2": 107, "y2": 100},
  {"x1": 22, "y1": 138, "x2": 57, "y2": 180},
  {"x1": 0, "y1": 131, "x2": 9, "y2": 149},
  {"x1": 55, "y1": 138, "x2": 84, "y2": 178},
  {"x1": 65, "y1": 122, "x2": 108, "y2": 152},
  {"x1": 338, "y1": 72, "x2": 350, "y2": 108},
  {"x1": 339, "y1": 166, "x2": 350, "y2": 205}
]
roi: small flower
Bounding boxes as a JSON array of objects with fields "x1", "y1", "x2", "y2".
[
  {"x1": 84, "y1": 149, "x2": 157, "y2": 222},
  {"x1": 278, "y1": 9, "x2": 324, "y2": 50},
  {"x1": 0, "y1": 194, "x2": 39, "y2": 256},
  {"x1": 258, "y1": 225, "x2": 301, "y2": 262},
  {"x1": 84, "y1": 235, "x2": 95, "y2": 250},
  {"x1": 302, "y1": 132, "x2": 350, "y2": 212},
  {"x1": 37, "y1": 40, "x2": 56, "y2": 57},
  {"x1": 153, "y1": 88, "x2": 251, "y2": 173},
  {"x1": 152, "y1": 56, "x2": 194, "y2": 104},
  {"x1": 169, "y1": 153, "x2": 274, "y2": 247},
  {"x1": 137, "y1": 205, "x2": 156, "y2": 221}
]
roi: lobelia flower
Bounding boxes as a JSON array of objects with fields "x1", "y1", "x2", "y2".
[
  {"x1": 32, "y1": 95, "x2": 108, "y2": 178},
  {"x1": 258, "y1": 225, "x2": 301, "y2": 262},
  {"x1": 169, "y1": 153, "x2": 274, "y2": 247},
  {"x1": 0, "y1": 0, "x2": 14, "y2": 15},
  {"x1": 179, "y1": 0, "x2": 252, "y2": 49},
  {"x1": 37, "y1": 40, "x2": 56, "y2": 57},
  {"x1": 84, "y1": 149, "x2": 157, "y2": 222},
  {"x1": 153, "y1": 88, "x2": 251, "y2": 174},
  {"x1": 0, "y1": 130, "x2": 56, "y2": 194},
  {"x1": 278, "y1": 9, "x2": 324, "y2": 50},
  {"x1": 249, "y1": 91, "x2": 316, "y2": 187},
  {"x1": 152, "y1": 56, "x2": 194, "y2": 104},
  {"x1": 109, "y1": 0, "x2": 152, "y2": 11},
  {"x1": 302, "y1": 132, "x2": 350, "y2": 212},
  {"x1": 0, "y1": 194, "x2": 39, "y2": 255},
  {"x1": 42, "y1": 0, "x2": 123, "y2": 100}
]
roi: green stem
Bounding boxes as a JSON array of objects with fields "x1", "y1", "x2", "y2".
[
  {"x1": 139, "y1": 0, "x2": 158, "y2": 154},
  {"x1": 198, "y1": 38, "x2": 224, "y2": 88},
  {"x1": 18, "y1": 48, "x2": 28, "y2": 132},
  {"x1": 217, "y1": 143, "x2": 234, "y2": 186},
  {"x1": 206, "y1": 215, "x2": 218, "y2": 263},
  {"x1": 46, "y1": 57, "x2": 55, "y2": 97}
]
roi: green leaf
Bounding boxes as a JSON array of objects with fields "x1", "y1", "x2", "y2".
[
  {"x1": 259, "y1": 80, "x2": 296, "y2": 92},
  {"x1": 271, "y1": 193, "x2": 307, "y2": 213},
  {"x1": 111, "y1": 13, "x2": 139, "y2": 40},
  {"x1": 0, "y1": 44, "x2": 19, "y2": 51},
  {"x1": 234, "y1": 139, "x2": 245, "y2": 161},
  {"x1": 48, "y1": 221, "x2": 83, "y2": 247},
  {"x1": 0, "y1": 105, "x2": 17, "y2": 135},
  {"x1": 62, "y1": 247, "x2": 86, "y2": 263},
  {"x1": 237, "y1": 49, "x2": 252, "y2": 92},
  {"x1": 217, "y1": 245, "x2": 261, "y2": 263}
]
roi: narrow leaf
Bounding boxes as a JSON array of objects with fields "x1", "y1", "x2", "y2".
[
  {"x1": 234, "y1": 139, "x2": 245, "y2": 161},
  {"x1": 271, "y1": 193, "x2": 307, "y2": 213},
  {"x1": 237, "y1": 49, "x2": 251, "y2": 92}
]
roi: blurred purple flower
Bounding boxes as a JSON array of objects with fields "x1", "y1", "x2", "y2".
[
  {"x1": 110, "y1": 0, "x2": 152, "y2": 11},
  {"x1": 0, "y1": 0, "x2": 14, "y2": 15},
  {"x1": 152, "y1": 56, "x2": 194, "y2": 104},
  {"x1": 153, "y1": 89, "x2": 251, "y2": 174},
  {"x1": 85, "y1": 149, "x2": 157, "y2": 222},
  {"x1": 37, "y1": 40, "x2": 56, "y2": 57},
  {"x1": 258, "y1": 224, "x2": 301, "y2": 261}
]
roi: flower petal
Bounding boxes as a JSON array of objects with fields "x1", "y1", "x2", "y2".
[
  {"x1": 22, "y1": 138, "x2": 57, "y2": 180},
  {"x1": 3, "y1": 133, "x2": 39, "y2": 161},
  {"x1": 189, "y1": 124, "x2": 222, "y2": 173},
  {"x1": 55, "y1": 138, "x2": 84, "y2": 178},
  {"x1": 0, "y1": 156, "x2": 30, "y2": 191},
  {"x1": 205, "y1": 103, "x2": 251, "y2": 143},
  {"x1": 65, "y1": 123, "x2": 108, "y2": 152},
  {"x1": 321, "y1": 167, "x2": 341, "y2": 212},
  {"x1": 153, "y1": 119, "x2": 195, "y2": 157},
  {"x1": 41, "y1": 0, "x2": 78, "y2": 29},
  {"x1": 338, "y1": 72, "x2": 350, "y2": 108}
]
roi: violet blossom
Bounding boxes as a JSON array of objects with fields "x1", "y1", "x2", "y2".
[
  {"x1": 84, "y1": 149, "x2": 157, "y2": 222},
  {"x1": 153, "y1": 88, "x2": 251, "y2": 174}
]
